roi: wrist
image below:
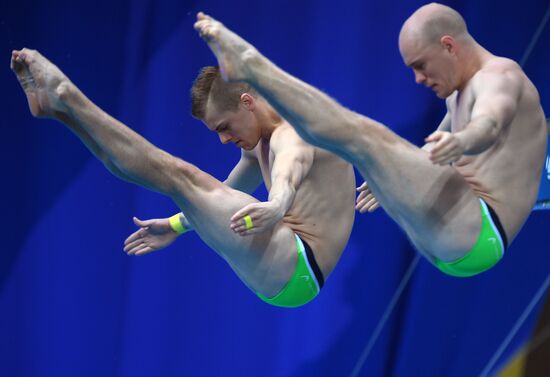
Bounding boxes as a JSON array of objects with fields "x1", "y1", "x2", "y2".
[
  {"x1": 269, "y1": 198, "x2": 288, "y2": 219},
  {"x1": 168, "y1": 213, "x2": 188, "y2": 235},
  {"x1": 454, "y1": 132, "x2": 468, "y2": 153}
]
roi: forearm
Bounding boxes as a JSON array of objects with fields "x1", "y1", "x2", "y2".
[
  {"x1": 221, "y1": 152, "x2": 262, "y2": 194},
  {"x1": 58, "y1": 84, "x2": 177, "y2": 194},
  {"x1": 268, "y1": 154, "x2": 310, "y2": 215},
  {"x1": 455, "y1": 115, "x2": 499, "y2": 155},
  {"x1": 267, "y1": 179, "x2": 296, "y2": 216}
]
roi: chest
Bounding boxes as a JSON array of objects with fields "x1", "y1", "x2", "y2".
[
  {"x1": 256, "y1": 141, "x2": 275, "y2": 185},
  {"x1": 449, "y1": 89, "x2": 476, "y2": 133}
]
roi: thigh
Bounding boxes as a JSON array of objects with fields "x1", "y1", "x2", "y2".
[
  {"x1": 345, "y1": 120, "x2": 482, "y2": 259},
  {"x1": 169, "y1": 161, "x2": 298, "y2": 297}
]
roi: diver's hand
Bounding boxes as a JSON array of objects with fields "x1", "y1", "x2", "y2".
[
  {"x1": 230, "y1": 200, "x2": 285, "y2": 236},
  {"x1": 425, "y1": 131, "x2": 465, "y2": 165},
  {"x1": 356, "y1": 181, "x2": 380, "y2": 213},
  {"x1": 123, "y1": 217, "x2": 179, "y2": 256}
]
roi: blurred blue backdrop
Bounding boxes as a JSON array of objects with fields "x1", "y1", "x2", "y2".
[{"x1": 0, "y1": 1, "x2": 548, "y2": 376}]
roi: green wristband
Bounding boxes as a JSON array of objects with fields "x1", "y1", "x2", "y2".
[{"x1": 169, "y1": 213, "x2": 187, "y2": 235}]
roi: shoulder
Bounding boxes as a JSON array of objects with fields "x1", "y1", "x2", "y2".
[
  {"x1": 271, "y1": 123, "x2": 305, "y2": 147},
  {"x1": 472, "y1": 58, "x2": 524, "y2": 91},
  {"x1": 272, "y1": 122, "x2": 298, "y2": 139},
  {"x1": 468, "y1": 58, "x2": 525, "y2": 104},
  {"x1": 270, "y1": 123, "x2": 315, "y2": 158}
]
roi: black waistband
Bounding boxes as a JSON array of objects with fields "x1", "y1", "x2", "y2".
[
  {"x1": 300, "y1": 237, "x2": 325, "y2": 289},
  {"x1": 485, "y1": 202, "x2": 509, "y2": 249}
]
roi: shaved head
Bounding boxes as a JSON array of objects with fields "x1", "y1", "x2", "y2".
[
  {"x1": 400, "y1": 3, "x2": 469, "y2": 47},
  {"x1": 398, "y1": 4, "x2": 478, "y2": 98}
]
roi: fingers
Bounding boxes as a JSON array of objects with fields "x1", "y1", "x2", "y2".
[
  {"x1": 356, "y1": 181, "x2": 368, "y2": 192},
  {"x1": 356, "y1": 183, "x2": 373, "y2": 203},
  {"x1": 429, "y1": 141, "x2": 459, "y2": 165},
  {"x1": 231, "y1": 215, "x2": 255, "y2": 235},
  {"x1": 431, "y1": 151, "x2": 458, "y2": 165},
  {"x1": 134, "y1": 248, "x2": 153, "y2": 256},
  {"x1": 230, "y1": 204, "x2": 253, "y2": 223},
  {"x1": 233, "y1": 226, "x2": 261, "y2": 237},
  {"x1": 426, "y1": 132, "x2": 461, "y2": 165},
  {"x1": 356, "y1": 182, "x2": 380, "y2": 213},
  {"x1": 425, "y1": 131, "x2": 443, "y2": 144},
  {"x1": 231, "y1": 210, "x2": 266, "y2": 235},
  {"x1": 133, "y1": 216, "x2": 154, "y2": 227},
  {"x1": 126, "y1": 218, "x2": 151, "y2": 244},
  {"x1": 124, "y1": 229, "x2": 141, "y2": 245},
  {"x1": 355, "y1": 195, "x2": 370, "y2": 209},
  {"x1": 356, "y1": 195, "x2": 379, "y2": 213},
  {"x1": 430, "y1": 138, "x2": 454, "y2": 156},
  {"x1": 124, "y1": 234, "x2": 154, "y2": 256},
  {"x1": 124, "y1": 234, "x2": 145, "y2": 253},
  {"x1": 230, "y1": 203, "x2": 258, "y2": 233},
  {"x1": 368, "y1": 201, "x2": 381, "y2": 212},
  {"x1": 357, "y1": 200, "x2": 379, "y2": 213},
  {"x1": 128, "y1": 243, "x2": 153, "y2": 256},
  {"x1": 358, "y1": 199, "x2": 380, "y2": 213},
  {"x1": 124, "y1": 224, "x2": 151, "y2": 249},
  {"x1": 356, "y1": 188, "x2": 370, "y2": 203},
  {"x1": 426, "y1": 132, "x2": 452, "y2": 159}
]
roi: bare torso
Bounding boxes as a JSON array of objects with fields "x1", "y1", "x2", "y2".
[
  {"x1": 253, "y1": 123, "x2": 356, "y2": 277},
  {"x1": 449, "y1": 57, "x2": 547, "y2": 242}
]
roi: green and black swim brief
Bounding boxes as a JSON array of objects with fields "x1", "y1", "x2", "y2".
[
  {"x1": 435, "y1": 199, "x2": 508, "y2": 277},
  {"x1": 257, "y1": 235, "x2": 324, "y2": 308}
]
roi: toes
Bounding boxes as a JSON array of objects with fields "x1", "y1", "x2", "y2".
[
  {"x1": 10, "y1": 54, "x2": 26, "y2": 73},
  {"x1": 19, "y1": 48, "x2": 40, "y2": 64},
  {"x1": 194, "y1": 14, "x2": 220, "y2": 39},
  {"x1": 197, "y1": 12, "x2": 213, "y2": 21},
  {"x1": 195, "y1": 21, "x2": 213, "y2": 35},
  {"x1": 21, "y1": 47, "x2": 36, "y2": 55}
]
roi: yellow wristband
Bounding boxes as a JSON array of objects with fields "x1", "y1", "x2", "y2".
[
  {"x1": 169, "y1": 213, "x2": 187, "y2": 235},
  {"x1": 243, "y1": 215, "x2": 254, "y2": 230}
]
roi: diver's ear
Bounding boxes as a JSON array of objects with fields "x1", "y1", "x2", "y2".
[
  {"x1": 240, "y1": 93, "x2": 256, "y2": 111},
  {"x1": 440, "y1": 35, "x2": 456, "y2": 55}
]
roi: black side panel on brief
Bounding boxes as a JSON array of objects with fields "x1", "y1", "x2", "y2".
[
  {"x1": 486, "y1": 203, "x2": 509, "y2": 249},
  {"x1": 300, "y1": 237, "x2": 325, "y2": 289}
]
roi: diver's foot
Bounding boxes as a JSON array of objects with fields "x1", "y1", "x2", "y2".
[
  {"x1": 194, "y1": 12, "x2": 260, "y2": 82},
  {"x1": 11, "y1": 48, "x2": 72, "y2": 118}
]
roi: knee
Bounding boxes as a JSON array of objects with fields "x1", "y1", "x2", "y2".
[{"x1": 168, "y1": 158, "x2": 224, "y2": 197}]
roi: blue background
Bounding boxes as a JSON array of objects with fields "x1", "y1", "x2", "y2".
[{"x1": 1, "y1": 1, "x2": 549, "y2": 376}]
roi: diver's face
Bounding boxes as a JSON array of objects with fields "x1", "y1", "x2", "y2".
[
  {"x1": 203, "y1": 101, "x2": 261, "y2": 150},
  {"x1": 400, "y1": 37, "x2": 457, "y2": 98}
]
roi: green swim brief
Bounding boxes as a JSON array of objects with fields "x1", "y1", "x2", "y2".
[
  {"x1": 257, "y1": 235, "x2": 324, "y2": 308},
  {"x1": 435, "y1": 199, "x2": 508, "y2": 277}
]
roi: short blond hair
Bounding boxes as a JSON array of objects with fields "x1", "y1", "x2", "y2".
[{"x1": 190, "y1": 66, "x2": 256, "y2": 119}]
